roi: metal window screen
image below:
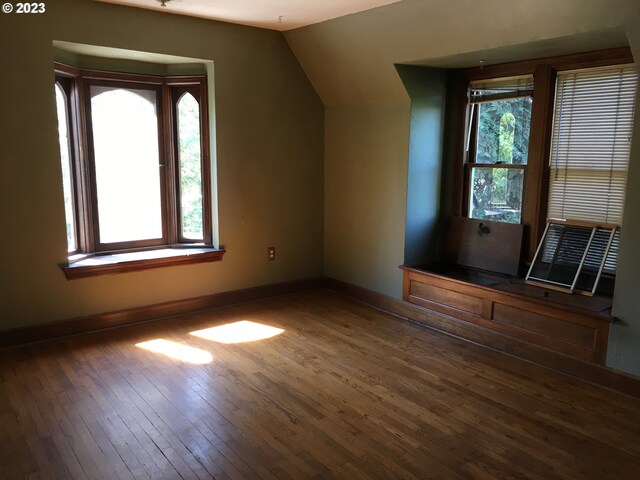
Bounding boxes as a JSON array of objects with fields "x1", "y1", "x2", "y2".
[{"x1": 526, "y1": 220, "x2": 617, "y2": 295}]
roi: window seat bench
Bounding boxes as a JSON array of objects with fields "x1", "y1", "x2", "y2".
[{"x1": 400, "y1": 263, "x2": 613, "y2": 364}]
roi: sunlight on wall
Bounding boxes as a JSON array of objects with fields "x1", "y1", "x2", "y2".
[
  {"x1": 136, "y1": 339, "x2": 213, "y2": 364},
  {"x1": 190, "y1": 320, "x2": 284, "y2": 344}
]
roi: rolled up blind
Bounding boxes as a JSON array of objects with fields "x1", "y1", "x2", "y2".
[{"x1": 548, "y1": 65, "x2": 637, "y2": 272}]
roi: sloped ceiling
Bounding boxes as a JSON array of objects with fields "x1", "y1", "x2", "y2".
[
  {"x1": 95, "y1": 0, "x2": 404, "y2": 31},
  {"x1": 284, "y1": 0, "x2": 639, "y2": 105}
]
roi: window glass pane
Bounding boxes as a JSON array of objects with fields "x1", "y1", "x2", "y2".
[
  {"x1": 90, "y1": 86, "x2": 162, "y2": 244},
  {"x1": 55, "y1": 83, "x2": 77, "y2": 252},
  {"x1": 469, "y1": 167, "x2": 524, "y2": 224},
  {"x1": 177, "y1": 93, "x2": 203, "y2": 240},
  {"x1": 475, "y1": 97, "x2": 532, "y2": 165}
]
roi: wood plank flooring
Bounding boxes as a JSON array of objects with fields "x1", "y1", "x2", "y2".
[{"x1": 1, "y1": 289, "x2": 640, "y2": 479}]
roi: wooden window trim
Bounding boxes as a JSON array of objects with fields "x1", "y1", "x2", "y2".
[
  {"x1": 83, "y1": 78, "x2": 169, "y2": 252},
  {"x1": 463, "y1": 77, "x2": 533, "y2": 227},
  {"x1": 54, "y1": 77, "x2": 81, "y2": 256},
  {"x1": 453, "y1": 47, "x2": 634, "y2": 267},
  {"x1": 167, "y1": 79, "x2": 213, "y2": 245},
  {"x1": 461, "y1": 47, "x2": 633, "y2": 81},
  {"x1": 523, "y1": 64, "x2": 555, "y2": 260},
  {"x1": 54, "y1": 62, "x2": 217, "y2": 276},
  {"x1": 63, "y1": 246, "x2": 225, "y2": 280}
]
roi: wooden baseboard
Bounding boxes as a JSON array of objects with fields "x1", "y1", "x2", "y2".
[
  {"x1": 324, "y1": 277, "x2": 640, "y2": 399},
  {"x1": 6, "y1": 275, "x2": 639, "y2": 398},
  {"x1": 0, "y1": 277, "x2": 324, "y2": 348}
]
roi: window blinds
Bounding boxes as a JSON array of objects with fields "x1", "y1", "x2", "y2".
[{"x1": 548, "y1": 65, "x2": 638, "y2": 272}]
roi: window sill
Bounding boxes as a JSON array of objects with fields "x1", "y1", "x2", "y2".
[{"x1": 62, "y1": 246, "x2": 226, "y2": 280}]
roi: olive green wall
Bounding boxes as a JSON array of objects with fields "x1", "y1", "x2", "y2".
[
  {"x1": 2, "y1": 0, "x2": 640, "y2": 379},
  {"x1": 286, "y1": 0, "x2": 640, "y2": 375},
  {"x1": 323, "y1": 103, "x2": 409, "y2": 296},
  {"x1": 0, "y1": 0, "x2": 324, "y2": 329}
]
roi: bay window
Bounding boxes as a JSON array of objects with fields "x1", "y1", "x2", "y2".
[{"x1": 54, "y1": 63, "x2": 221, "y2": 278}]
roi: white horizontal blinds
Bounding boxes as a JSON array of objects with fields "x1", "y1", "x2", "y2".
[
  {"x1": 470, "y1": 75, "x2": 534, "y2": 103},
  {"x1": 548, "y1": 65, "x2": 638, "y2": 272}
]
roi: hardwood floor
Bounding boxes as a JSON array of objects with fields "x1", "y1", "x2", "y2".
[{"x1": 1, "y1": 289, "x2": 639, "y2": 479}]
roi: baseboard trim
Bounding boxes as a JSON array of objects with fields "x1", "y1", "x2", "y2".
[
  {"x1": 0, "y1": 277, "x2": 324, "y2": 348},
  {"x1": 5, "y1": 276, "x2": 639, "y2": 398},
  {"x1": 324, "y1": 277, "x2": 640, "y2": 399}
]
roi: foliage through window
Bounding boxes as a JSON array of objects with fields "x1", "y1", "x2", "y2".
[
  {"x1": 177, "y1": 92, "x2": 204, "y2": 240},
  {"x1": 54, "y1": 64, "x2": 212, "y2": 256},
  {"x1": 456, "y1": 49, "x2": 636, "y2": 278},
  {"x1": 466, "y1": 77, "x2": 533, "y2": 224}
]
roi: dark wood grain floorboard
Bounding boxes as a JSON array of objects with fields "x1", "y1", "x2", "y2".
[{"x1": 1, "y1": 289, "x2": 639, "y2": 479}]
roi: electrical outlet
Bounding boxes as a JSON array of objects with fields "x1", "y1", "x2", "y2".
[{"x1": 267, "y1": 246, "x2": 276, "y2": 261}]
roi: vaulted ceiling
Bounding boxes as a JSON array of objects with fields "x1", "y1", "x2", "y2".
[
  {"x1": 95, "y1": 0, "x2": 639, "y2": 106},
  {"x1": 95, "y1": 0, "x2": 404, "y2": 31},
  {"x1": 284, "y1": 0, "x2": 639, "y2": 105}
]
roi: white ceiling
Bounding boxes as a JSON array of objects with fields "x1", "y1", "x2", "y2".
[{"x1": 96, "y1": 0, "x2": 404, "y2": 31}]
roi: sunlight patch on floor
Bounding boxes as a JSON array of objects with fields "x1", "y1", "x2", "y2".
[
  {"x1": 190, "y1": 320, "x2": 284, "y2": 344},
  {"x1": 136, "y1": 339, "x2": 213, "y2": 364}
]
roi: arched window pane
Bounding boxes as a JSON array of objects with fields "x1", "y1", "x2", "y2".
[
  {"x1": 177, "y1": 93, "x2": 203, "y2": 240},
  {"x1": 90, "y1": 86, "x2": 163, "y2": 243},
  {"x1": 55, "y1": 83, "x2": 77, "y2": 252}
]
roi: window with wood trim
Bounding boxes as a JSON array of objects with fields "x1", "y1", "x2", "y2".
[
  {"x1": 55, "y1": 78, "x2": 78, "y2": 253},
  {"x1": 455, "y1": 48, "x2": 636, "y2": 275},
  {"x1": 465, "y1": 76, "x2": 533, "y2": 224},
  {"x1": 54, "y1": 64, "x2": 213, "y2": 257}
]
